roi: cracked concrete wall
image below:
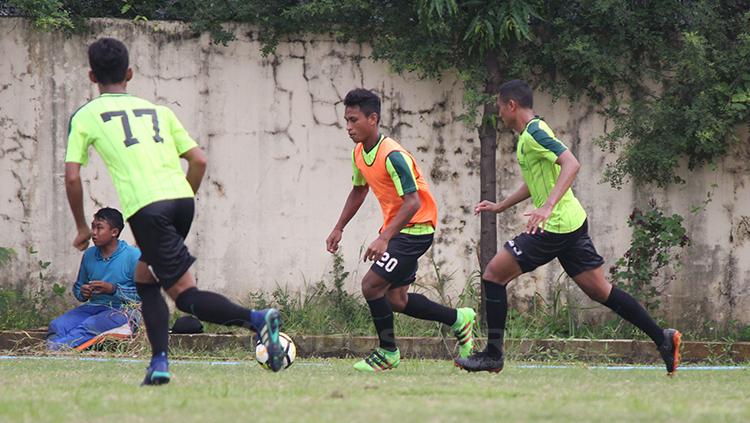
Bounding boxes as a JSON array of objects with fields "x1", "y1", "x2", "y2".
[{"x1": 1, "y1": 18, "x2": 749, "y2": 329}]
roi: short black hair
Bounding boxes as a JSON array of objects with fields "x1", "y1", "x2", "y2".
[
  {"x1": 94, "y1": 207, "x2": 124, "y2": 237},
  {"x1": 344, "y1": 89, "x2": 381, "y2": 122},
  {"x1": 498, "y1": 79, "x2": 533, "y2": 108},
  {"x1": 88, "y1": 38, "x2": 129, "y2": 85}
]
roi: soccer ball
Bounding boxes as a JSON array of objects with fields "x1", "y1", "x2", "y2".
[{"x1": 255, "y1": 332, "x2": 296, "y2": 370}]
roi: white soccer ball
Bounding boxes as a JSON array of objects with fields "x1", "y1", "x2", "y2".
[{"x1": 255, "y1": 332, "x2": 296, "y2": 370}]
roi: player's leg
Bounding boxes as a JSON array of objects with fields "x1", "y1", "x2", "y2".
[
  {"x1": 165, "y1": 272, "x2": 283, "y2": 371},
  {"x1": 353, "y1": 269, "x2": 401, "y2": 372},
  {"x1": 155, "y1": 198, "x2": 284, "y2": 372},
  {"x1": 455, "y1": 248, "x2": 522, "y2": 372},
  {"x1": 571, "y1": 267, "x2": 681, "y2": 375},
  {"x1": 456, "y1": 227, "x2": 565, "y2": 373},
  {"x1": 561, "y1": 223, "x2": 681, "y2": 375},
  {"x1": 378, "y1": 232, "x2": 478, "y2": 358},
  {"x1": 387, "y1": 285, "x2": 476, "y2": 358},
  {"x1": 133, "y1": 262, "x2": 171, "y2": 385}
]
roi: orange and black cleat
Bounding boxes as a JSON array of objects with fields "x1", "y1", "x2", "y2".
[{"x1": 658, "y1": 328, "x2": 681, "y2": 376}]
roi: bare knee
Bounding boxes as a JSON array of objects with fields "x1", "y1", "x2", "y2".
[
  {"x1": 361, "y1": 273, "x2": 388, "y2": 301},
  {"x1": 386, "y1": 290, "x2": 408, "y2": 312},
  {"x1": 482, "y1": 270, "x2": 510, "y2": 286},
  {"x1": 583, "y1": 285, "x2": 611, "y2": 303},
  {"x1": 572, "y1": 268, "x2": 612, "y2": 303}
]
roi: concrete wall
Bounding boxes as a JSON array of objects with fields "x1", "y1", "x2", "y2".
[{"x1": 1, "y1": 18, "x2": 748, "y2": 329}]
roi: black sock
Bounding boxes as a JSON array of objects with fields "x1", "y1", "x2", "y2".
[
  {"x1": 483, "y1": 279, "x2": 507, "y2": 357},
  {"x1": 175, "y1": 287, "x2": 254, "y2": 329},
  {"x1": 602, "y1": 286, "x2": 665, "y2": 346},
  {"x1": 401, "y1": 293, "x2": 457, "y2": 326},
  {"x1": 366, "y1": 297, "x2": 396, "y2": 351},
  {"x1": 135, "y1": 283, "x2": 170, "y2": 357}
]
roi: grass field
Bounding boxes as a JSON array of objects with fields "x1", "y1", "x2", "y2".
[{"x1": 1, "y1": 357, "x2": 748, "y2": 423}]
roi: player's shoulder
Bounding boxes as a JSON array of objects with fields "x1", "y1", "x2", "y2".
[
  {"x1": 69, "y1": 97, "x2": 101, "y2": 124},
  {"x1": 525, "y1": 118, "x2": 558, "y2": 142}
]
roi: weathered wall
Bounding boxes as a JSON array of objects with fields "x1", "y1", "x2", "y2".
[{"x1": 1, "y1": 18, "x2": 748, "y2": 328}]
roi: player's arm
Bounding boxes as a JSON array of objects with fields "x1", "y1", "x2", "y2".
[
  {"x1": 546, "y1": 150, "x2": 580, "y2": 209},
  {"x1": 181, "y1": 146, "x2": 207, "y2": 194},
  {"x1": 326, "y1": 185, "x2": 369, "y2": 253},
  {"x1": 525, "y1": 150, "x2": 580, "y2": 233},
  {"x1": 475, "y1": 183, "x2": 531, "y2": 215},
  {"x1": 166, "y1": 107, "x2": 206, "y2": 194},
  {"x1": 64, "y1": 162, "x2": 92, "y2": 251}
]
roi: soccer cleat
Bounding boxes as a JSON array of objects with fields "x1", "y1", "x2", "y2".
[
  {"x1": 256, "y1": 308, "x2": 284, "y2": 372},
  {"x1": 454, "y1": 349, "x2": 504, "y2": 373},
  {"x1": 658, "y1": 328, "x2": 681, "y2": 376},
  {"x1": 141, "y1": 354, "x2": 170, "y2": 386},
  {"x1": 452, "y1": 307, "x2": 477, "y2": 358},
  {"x1": 353, "y1": 348, "x2": 400, "y2": 372}
]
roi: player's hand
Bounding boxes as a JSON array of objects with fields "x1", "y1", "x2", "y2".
[
  {"x1": 81, "y1": 283, "x2": 94, "y2": 299},
  {"x1": 326, "y1": 228, "x2": 343, "y2": 253},
  {"x1": 89, "y1": 281, "x2": 115, "y2": 295},
  {"x1": 524, "y1": 205, "x2": 553, "y2": 234},
  {"x1": 475, "y1": 200, "x2": 501, "y2": 215},
  {"x1": 364, "y1": 236, "x2": 388, "y2": 262},
  {"x1": 73, "y1": 227, "x2": 92, "y2": 251}
]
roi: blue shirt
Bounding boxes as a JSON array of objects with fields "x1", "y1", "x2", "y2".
[{"x1": 73, "y1": 240, "x2": 141, "y2": 308}]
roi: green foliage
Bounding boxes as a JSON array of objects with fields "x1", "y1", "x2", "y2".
[
  {"x1": 6, "y1": 0, "x2": 749, "y2": 186},
  {"x1": 0, "y1": 247, "x2": 16, "y2": 269},
  {"x1": 609, "y1": 202, "x2": 690, "y2": 312},
  {"x1": 0, "y1": 285, "x2": 67, "y2": 330},
  {"x1": 5, "y1": 0, "x2": 74, "y2": 30}
]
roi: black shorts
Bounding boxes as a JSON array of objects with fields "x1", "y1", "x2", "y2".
[
  {"x1": 503, "y1": 219, "x2": 604, "y2": 278},
  {"x1": 128, "y1": 198, "x2": 196, "y2": 290},
  {"x1": 370, "y1": 233, "x2": 434, "y2": 286}
]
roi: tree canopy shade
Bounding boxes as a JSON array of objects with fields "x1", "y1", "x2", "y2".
[{"x1": 6, "y1": 0, "x2": 750, "y2": 186}]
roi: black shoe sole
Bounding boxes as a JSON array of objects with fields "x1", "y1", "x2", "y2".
[{"x1": 453, "y1": 360, "x2": 503, "y2": 373}]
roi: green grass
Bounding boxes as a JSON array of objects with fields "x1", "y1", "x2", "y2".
[{"x1": 1, "y1": 357, "x2": 748, "y2": 422}]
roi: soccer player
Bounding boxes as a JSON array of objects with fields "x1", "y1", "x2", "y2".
[
  {"x1": 455, "y1": 80, "x2": 681, "y2": 375},
  {"x1": 326, "y1": 88, "x2": 477, "y2": 372},
  {"x1": 48, "y1": 207, "x2": 140, "y2": 350},
  {"x1": 64, "y1": 38, "x2": 284, "y2": 385}
]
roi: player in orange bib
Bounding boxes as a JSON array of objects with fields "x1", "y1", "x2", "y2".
[{"x1": 326, "y1": 89, "x2": 477, "y2": 372}]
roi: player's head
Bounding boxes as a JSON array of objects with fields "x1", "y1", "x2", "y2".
[
  {"x1": 344, "y1": 89, "x2": 381, "y2": 144},
  {"x1": 497, "y1": 79, "x2": 533, "y2": 127},
  {"x1": 91, "y1": 207, "x2": 124, "y2": 247},
  {"x1": 88, "y1": 38, "x2": 132, "y2": 86}
]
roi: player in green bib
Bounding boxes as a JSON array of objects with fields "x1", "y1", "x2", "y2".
[
  {"x1": 64, "y1": 38, "x2": 285, "y2": 384},
  {"x1": 455, "y1": 80, "x2": 681, "y2": 375}
]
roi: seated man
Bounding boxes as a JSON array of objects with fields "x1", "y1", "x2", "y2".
[{"x1": 48, "y1": 207, "x2": 141, "y2": 350}]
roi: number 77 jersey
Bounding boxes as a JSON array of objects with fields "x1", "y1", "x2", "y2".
[{"x1": 66, "y1": 93, "x2": 198, "y2": 219}]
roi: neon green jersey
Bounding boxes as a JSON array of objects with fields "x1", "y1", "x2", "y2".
[
  {"x1": 351, "y1": 134, "x2": 434, "y2": 235},
  {"x1": 517, "y1": 117, "x2": 586, "y2": 234},
  {"x1": 65, "y1": 93, "x2": 198, "y2": 219}
]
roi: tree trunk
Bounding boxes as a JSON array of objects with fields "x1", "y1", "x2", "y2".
[{"x1": 478, "y1": 50, "x2": 502, "y2": 326}]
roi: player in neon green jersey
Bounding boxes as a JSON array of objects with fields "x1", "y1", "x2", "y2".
[
  {"x1": 64, "y1": 38, "x2": 285, "y2": 384},
  {"x1": 455, "y1": 80, "x2": 681, "y2": 375}
]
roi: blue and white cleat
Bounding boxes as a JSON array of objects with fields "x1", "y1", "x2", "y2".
[
  {"x1": 256, "y1": 308, "x2": 284, "y2": 372},
  {"x1": 142, "y1": 353, "x2": 171, "y2": 386}
]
